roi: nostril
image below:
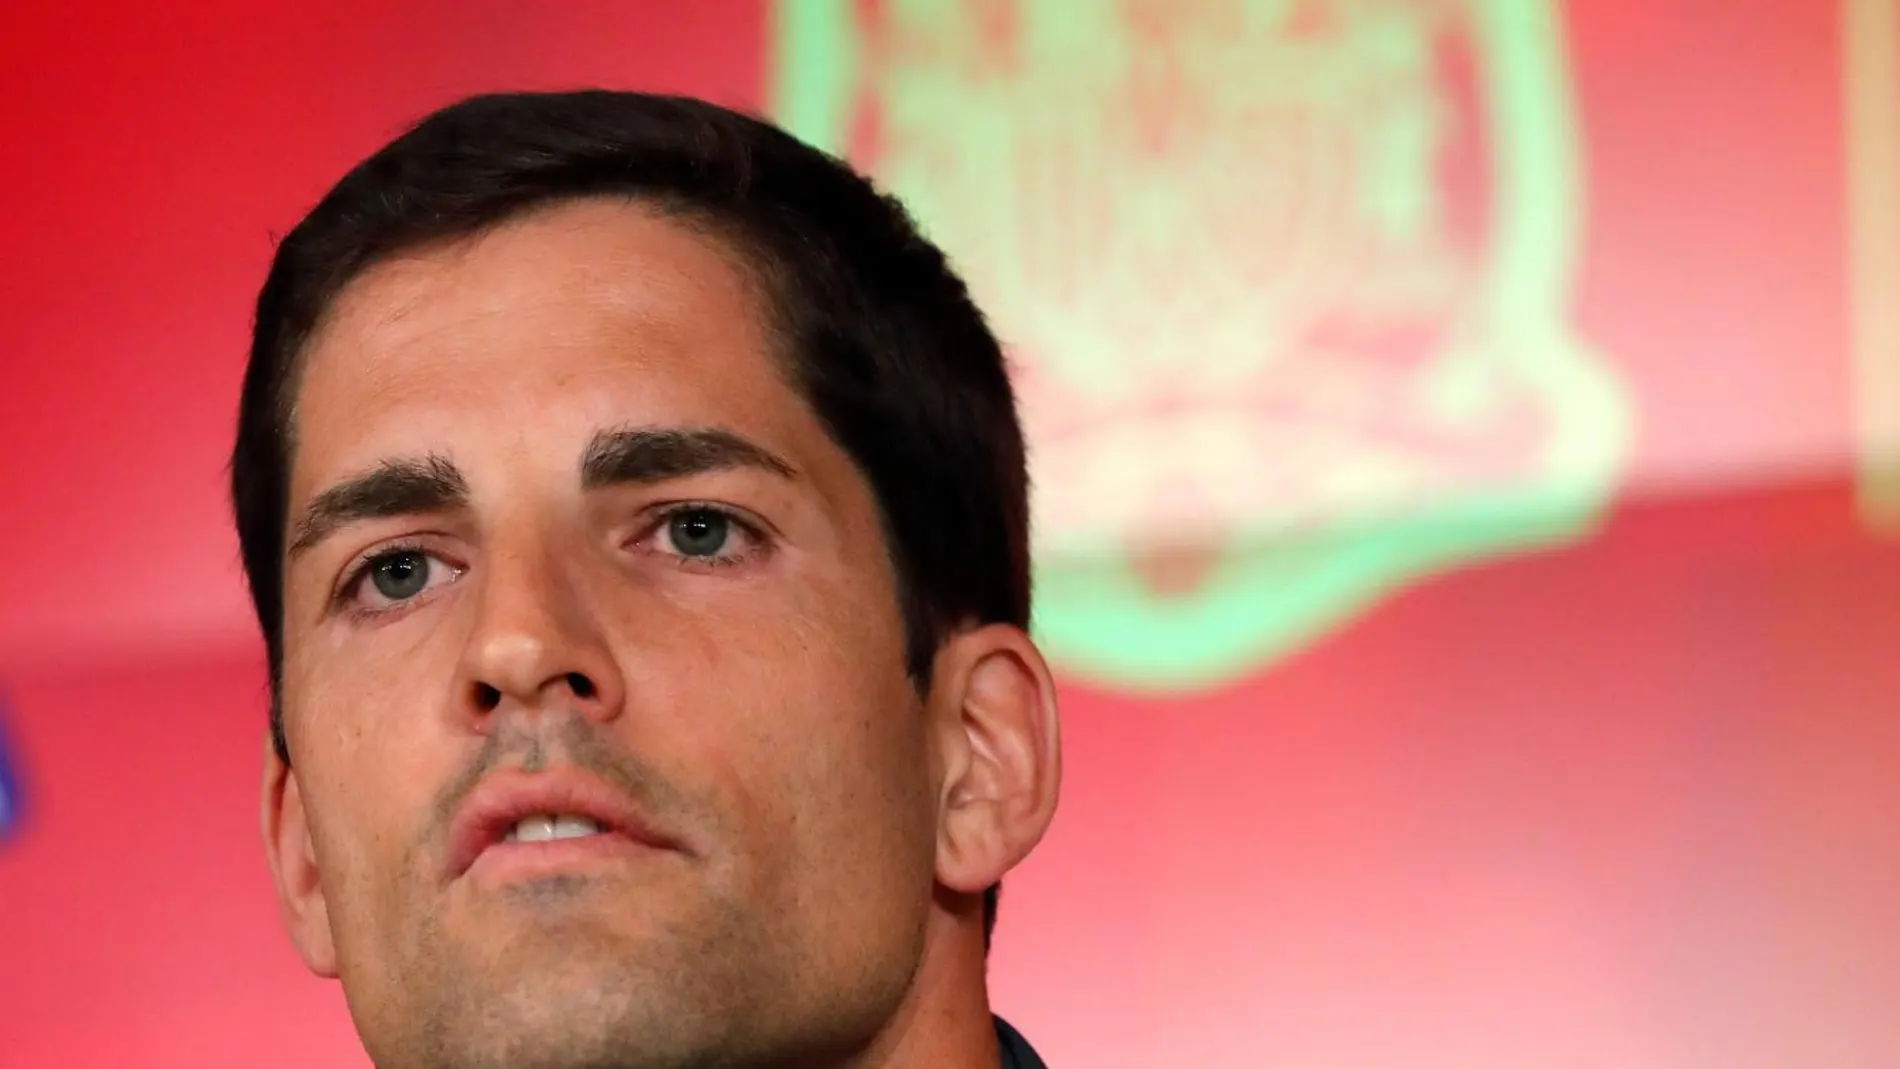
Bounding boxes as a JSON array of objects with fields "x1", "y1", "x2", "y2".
[
  {"x1": 473, "y1": 682, "x2": 502, "y2": 711},
  {"x1": 567, "y1": 672, "x2": 596, "y2": 700}
]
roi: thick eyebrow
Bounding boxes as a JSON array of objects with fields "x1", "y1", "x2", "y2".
[
  {"x1": 286, "y1": 455, "x2": 469, "y2": 558},
  {"x1": 580, "y1": 427, "x2": 798, "y2": 489}
]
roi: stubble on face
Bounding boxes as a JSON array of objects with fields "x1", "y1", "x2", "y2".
[{"x1": 387, "y1": 714, "x2": 779, "y2": 1069}]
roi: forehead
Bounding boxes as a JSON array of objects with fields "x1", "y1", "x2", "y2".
[{"x1": 290, "y1": 199, "x2": 804, "y2": 492}]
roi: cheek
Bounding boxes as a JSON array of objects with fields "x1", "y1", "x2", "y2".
[
  {"x1": 611, "y1": 553, "x2": 930, "y2": 862},
  {"x1": 284, "y1": 602, "x2": 468, "y2": 763},
  {"x1": 282, "y1": 626, "x2": 459, "y2": 916},
  {"x1": 715, "y1": 592, "x2": 930, "y2": 882},
  {"x1": 647, "y1": 560, "x2": 913, "y2": 765}
]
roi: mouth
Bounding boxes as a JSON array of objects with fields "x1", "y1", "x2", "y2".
[{"x1": 446, "y1": 767, "x2": 682, "y2": 885}]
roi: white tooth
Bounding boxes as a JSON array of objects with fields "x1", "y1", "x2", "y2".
[
  {"x1": 549, "y1": 815, "x2": 603, "y2": 840},
  {"x1": 510, "y1": 815, "x2": 558, "y2": 843},
  {"x1": 506, "y1": 813, "x2": 601, "y2": 843}
]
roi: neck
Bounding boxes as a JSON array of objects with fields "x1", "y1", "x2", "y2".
[{"x1": 841, "y1": 906, "x2": 998, "y2": 1069}]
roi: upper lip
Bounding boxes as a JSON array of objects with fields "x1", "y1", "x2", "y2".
[{"x1": 445, "y1": 766, "x2": 682, "y2": 879}]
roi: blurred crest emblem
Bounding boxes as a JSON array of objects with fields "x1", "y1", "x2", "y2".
[
  {"x1": 1844, "y1": 0, "x2": 1900, "y2": 533},
  {"x1": 774, "y1": 0, "x2": 1629, "y2": 687}
]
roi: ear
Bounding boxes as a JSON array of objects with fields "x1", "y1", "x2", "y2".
[
  {"x1": 261, "y1": 735, "x2": 340, "y2": 978},
  {"x1": 928, "y1": 623, "x2": 1062, "y2": 899}
]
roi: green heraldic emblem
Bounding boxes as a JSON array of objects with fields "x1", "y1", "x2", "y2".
[
  {"x1": 773, "y1": 0, "x2": 1630, "y2": 689},
  {"x1": 1845, "y1": 0, "x2": 1900, "y2": 533}
]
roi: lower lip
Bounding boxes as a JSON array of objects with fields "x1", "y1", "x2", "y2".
[{"x1": 464, "y1": 832, "x2": 666, "y2": 885}]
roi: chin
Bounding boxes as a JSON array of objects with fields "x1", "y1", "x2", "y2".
[{"x1": 361, "y1": 957, "x2": 727, "y2": 1069}]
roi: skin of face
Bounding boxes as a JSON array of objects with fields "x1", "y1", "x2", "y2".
[{"x1": 257, "y1": 199, "x2": 1060, "y2": 1069}]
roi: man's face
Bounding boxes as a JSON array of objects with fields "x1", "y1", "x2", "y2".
[{"x1": 271, "y1": 200, "x2": 941, "y2": 1069}]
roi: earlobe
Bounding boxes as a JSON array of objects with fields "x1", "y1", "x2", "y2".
[
  {"x1": 931, "y1": 625, "x2": 1062, "y2": 898},
  {"x1": 261, "y1": 735, "x2": 340, "y2": 978}
]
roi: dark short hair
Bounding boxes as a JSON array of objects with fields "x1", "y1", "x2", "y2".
[{"x1": 230, "y1": 90, "x2": 1027, "y2": 947}]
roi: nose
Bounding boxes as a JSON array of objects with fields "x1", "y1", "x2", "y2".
[{"x1": 456, "y1": 538, "x2": 625, "y2": 729}]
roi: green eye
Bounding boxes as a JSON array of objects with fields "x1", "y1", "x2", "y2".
[
  {"x1": 368, "y1": 550, "x2": 432, "y2": 601},
  {"x1": 668, "y1": 509, "x2": 732, "y2": 557}
]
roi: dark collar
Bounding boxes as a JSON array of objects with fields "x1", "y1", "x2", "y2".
[{"x1": 994, "y1": 1015, "x2": 1048, "y2": 1069}]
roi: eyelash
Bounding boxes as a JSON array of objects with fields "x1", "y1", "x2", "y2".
[
  {"x1": 638, "y1": 501, "x2": 770, "y2": 571},
  {"x1": 330, "y1": 504, "x2": 770, "y2": 616},
  {"x1": 333, "y1": 537, "x2": 448, "y2": 617}
]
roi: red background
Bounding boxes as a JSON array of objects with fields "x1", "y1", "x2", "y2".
[{"x1": 2, "y1": 3, "x2": 1896, "y2": 1066}]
